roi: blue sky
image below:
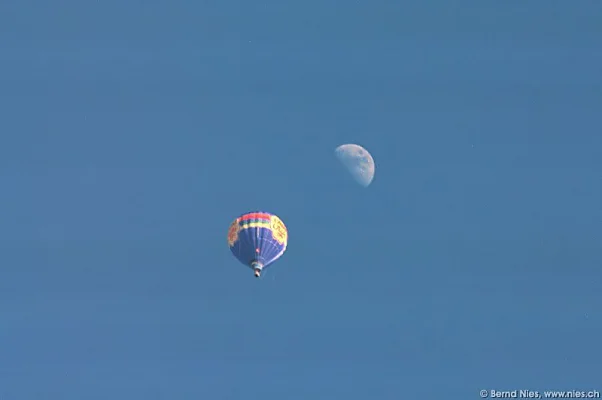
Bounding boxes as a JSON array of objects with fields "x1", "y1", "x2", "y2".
[{"x1": 1, "y1": 1, "x2": 601, "y2": 399}]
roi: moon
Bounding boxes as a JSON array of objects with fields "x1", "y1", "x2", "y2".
[{"x1": 334, "y1": 144, "x2": 375, "y2": 187}]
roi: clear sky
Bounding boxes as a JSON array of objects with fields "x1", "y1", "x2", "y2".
[{"x1": 1, "y1": 1, "x2": 601, "y2": 399}]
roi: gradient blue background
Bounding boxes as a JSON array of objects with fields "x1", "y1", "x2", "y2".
[{"x1": 1, "y1": 1, "x2": 601, "y2": 399}]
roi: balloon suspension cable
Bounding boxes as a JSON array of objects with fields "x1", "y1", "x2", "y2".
[{"x1": 251, "y1": 261, "x2": 263, "y2": 278}]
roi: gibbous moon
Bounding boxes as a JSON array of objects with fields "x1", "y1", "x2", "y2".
[{"x1": 335, "y1": 144, "x2": 375, "y2": 187}]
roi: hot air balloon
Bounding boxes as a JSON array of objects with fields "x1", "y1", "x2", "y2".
[{"x1": 227, "y1": 211, "x2": 288, "y2": 278}]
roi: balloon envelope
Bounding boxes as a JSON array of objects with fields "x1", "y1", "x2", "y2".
[
  {"x1": 227, "y1": 211, "x2": 288, "y2": 276},
  {"x1": 335, "y1": 144, "x2": 375, "y2": 187}
]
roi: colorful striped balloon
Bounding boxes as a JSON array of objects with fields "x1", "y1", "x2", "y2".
[{"x1": 227, "y1": 211, "x2": 288, "y2": 278}]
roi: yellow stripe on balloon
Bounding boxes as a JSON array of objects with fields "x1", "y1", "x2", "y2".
[{"x1": 240, "y1": 222, "x2": 271, "y2": 230}]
